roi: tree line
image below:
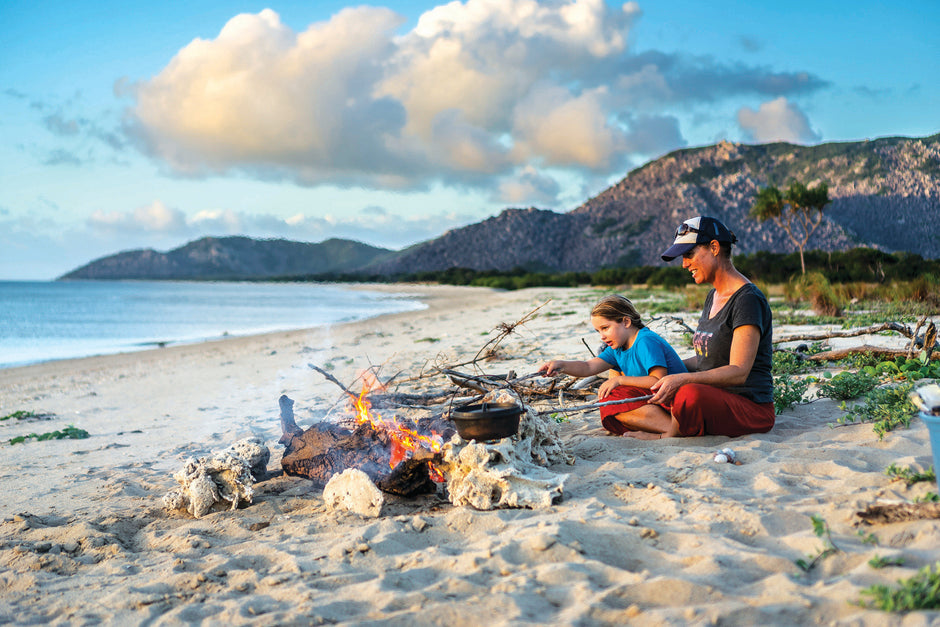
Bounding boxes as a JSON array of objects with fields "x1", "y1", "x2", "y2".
[
  {"x1": 284, "y1": 247, "x2": 939, "y2": 289},
  {"x1": 283, "y1": 178, "x2": 931, "y2": 289}
]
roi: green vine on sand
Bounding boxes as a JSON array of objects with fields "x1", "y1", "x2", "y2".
[
  {"x1": 833, "y1": 382, "x2": 916, "y2": 440},
  {"x1": 1, "y1": 410, "x2": 41, "y2": 422},
  {"x1": 773, "y1": 375, "x2": 813, "y2": 415},
  {"x1": 885, "y1": 463, "x2": 936, "y2": 485},
  {"x1": 860, "y1": 563, "x2": 940, "y2": 611},
  {"x1": 817, "y1": 370, "x2": 879, "y2": 400},
  {"x1": 868, "y1": 555, "x2": 905, "y2": 569},
  {"x1": 795, "y1": 514, "x2": 840, "y2": 572},
  {"x1": 7, "y1": 425, "x2": 90, "y2": 445}
]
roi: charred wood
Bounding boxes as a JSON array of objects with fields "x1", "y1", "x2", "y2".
[{"x1": 278, "y1": 395, "x2": 452, "y2": 497}]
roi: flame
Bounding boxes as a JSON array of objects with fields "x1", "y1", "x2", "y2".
[{"x1": 350, "y1": 386, "x2": 444, "y2": 481}]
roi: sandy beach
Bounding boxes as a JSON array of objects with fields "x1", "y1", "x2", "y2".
[{"x1": 1, "y1": 283, "x2": 938, "y2": 626}]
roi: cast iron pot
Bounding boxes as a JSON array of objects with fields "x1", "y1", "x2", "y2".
[{"x1": 450, "y1": 402, "x2": 522, "y2": 441}]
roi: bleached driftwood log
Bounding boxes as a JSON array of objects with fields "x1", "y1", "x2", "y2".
[
  {"x1": 774, "y1": 320, "x2": 939, "y2": 351},
  {"x1": 163, "y1": 437, "x2": 270, "y2": 518}
]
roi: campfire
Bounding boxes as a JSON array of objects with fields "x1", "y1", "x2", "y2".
[
  {"x1": 277, "y1": 303, "x2": 581, "y2": 510},
  {"x1": 349, "y1": 386, "x2": 446, "y2": 483},
  {"x1": 278, "y1": 391, "x2": 452, "y2": 497}
]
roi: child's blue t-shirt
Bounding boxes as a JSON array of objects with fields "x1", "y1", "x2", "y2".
[{"x1": 598, "y1": 327, "x2": 687, "y2": 377}]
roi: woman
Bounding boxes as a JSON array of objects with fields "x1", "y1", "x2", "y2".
[{"x1": 624, "y1": 215, "x2": 775, "y2": 440}]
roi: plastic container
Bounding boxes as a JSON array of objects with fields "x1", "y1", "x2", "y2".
[{"x1": 920, "y1": 411, "x2": 940, "y2": 493}]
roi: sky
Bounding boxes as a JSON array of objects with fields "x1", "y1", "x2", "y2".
[{"x1": 1, "y1": 0, "x2": 938, "y2": 280}]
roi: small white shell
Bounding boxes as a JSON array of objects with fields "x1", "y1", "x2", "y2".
[{"x1": 713, "y1": 448, "x2": 738, "y2": 464}]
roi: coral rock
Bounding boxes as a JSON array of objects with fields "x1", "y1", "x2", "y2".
[
  {"x1": 323, "y1": 468, "x2": 385, "y2": 518},
  {"x1": 163, "y1": 437, "x2": 270, "y2": 518}
]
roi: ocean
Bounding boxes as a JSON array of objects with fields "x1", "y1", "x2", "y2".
[{"x1": 0, "y1": 280, "x2": 427, "y2": 369}]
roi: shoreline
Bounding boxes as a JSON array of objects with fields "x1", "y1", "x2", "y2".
[
  {"x1": 2, "y1": 284, "x2": 939, "y2": 625},
  {"x1": 0, "y1": 281, "x2": 440, "y2": 372}
]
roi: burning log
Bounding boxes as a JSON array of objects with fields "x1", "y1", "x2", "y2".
[{"x1": 277, "y1": 395, "x2": 450, "y2": 497}]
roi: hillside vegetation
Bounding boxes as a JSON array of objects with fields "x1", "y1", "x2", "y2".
[{"x1": 61, "y1": 134, "x2": 940, "y2": 281}]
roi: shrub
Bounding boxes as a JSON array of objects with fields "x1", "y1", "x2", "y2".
[
  {"x1": 786, "y1": 271, "x2": 843, "y2": 316},
  {"x1": 817, "y1": 370, "x2": 880, "y2": 400},
  {"x1": 772, "y1": 350, "x2": 815, "y2": 376},
  {"x1": 646, "y1": 267, "x2": 690, "y2": 288},
  {"x1": 774, "y1": 375, "x2": 813, "y2": 414}
]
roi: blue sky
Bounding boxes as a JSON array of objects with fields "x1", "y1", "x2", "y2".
[{"x1": 2, "y1": 0, "x2": 937, "y2": 280}]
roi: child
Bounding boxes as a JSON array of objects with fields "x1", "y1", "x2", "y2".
[{"x1": 538, "y1": 295, "x2": 687, "y2": 436}]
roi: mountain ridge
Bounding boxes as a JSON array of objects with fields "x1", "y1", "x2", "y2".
[
  {"x1": 62, "y1": 133, "x2": 940, "y2": 280},
  {"x1": 60, "y1": 236, "x2": 392, "y2": 280}
]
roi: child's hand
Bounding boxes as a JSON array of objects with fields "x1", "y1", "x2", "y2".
[
  {"x1": 598, "y1": 376, "x2": 621, "y2": 399},
  {"x1": 539, "y1": 361, "x2": 564, "y2": 376}
]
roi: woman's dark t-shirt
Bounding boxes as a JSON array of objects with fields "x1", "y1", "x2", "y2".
[{"x1": 692, "y1": 283, "x2": 773, "y2": 404}]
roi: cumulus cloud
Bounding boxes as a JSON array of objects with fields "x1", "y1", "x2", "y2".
[
  {"x1": 497, "y1": 166, "x2": 562, "y2": 204},
  {"x1": 270, "y1": 207, "x2": 480, "y2": 248},
  {"x1": 88, "y1": 200, "x2": 188, "y2": 234},
  {"x1": 737, "y1": 97, "x2": 821, "y2": 144},
  {"x1": 617, "y1": 113, "x2": 686, "y2": 156},
  {"x1": 83, "y1": 199, "x2": 473, "y2": 250},
  {"x1": 124, "y1": 1, "x2": 827, "y2": 202}
]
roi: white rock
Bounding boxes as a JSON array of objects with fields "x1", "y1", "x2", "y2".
[
  {"x1": 440, "y1": 438, "x2": 567, "y2": 510},
  {"x1": 323, "y1": 468, "x2": 384, "y2": 518},
  {"x1": 162, "y1": 437, "x2": 269, "y2": 518}
]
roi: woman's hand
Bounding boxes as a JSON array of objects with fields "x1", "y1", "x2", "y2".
[
  {"x1": 597, "y1": 376, "x2": 622, "y2": 399},
  {"x1": 649, "y1": 373, "x2": 689, "y2": 405}
]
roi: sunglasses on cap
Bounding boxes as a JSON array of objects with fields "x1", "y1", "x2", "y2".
[{"x1": 675, "y1": 223, "x2": 702, "y2": 237}]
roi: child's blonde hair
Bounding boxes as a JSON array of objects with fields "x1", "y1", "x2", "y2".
[{"x1": 591, "y1": 295, "x2": 644, "y2": 329}]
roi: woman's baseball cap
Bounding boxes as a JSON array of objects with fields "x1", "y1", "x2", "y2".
[{"x1": 661, "y1": 216, "x2": 737, "y2": 261}]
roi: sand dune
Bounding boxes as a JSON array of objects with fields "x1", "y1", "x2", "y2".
[{"x1": 1, "y1": 284, "x2": 938, "y2": 625}]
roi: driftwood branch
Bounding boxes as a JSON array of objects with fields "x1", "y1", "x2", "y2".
[
  {"x1": 773, "y1": 322, "x2": 914, "y2": 345},
  {"x1": 909, "y1": 317, "x2": 927, "y2": 359},
  {"x1": 442, "y1": 299, "x2": 551, "y2": 371},
  {"x1": 773, "y1": 320, "x2": 940, "y2": 363},
  {"x1": 857, "y1": 501, "x2": 940, "y2": 525},
  {"x1": 801, "y1": 345, "x2": 915, "y2": 362},
  {"x1": 538, "y1": 395, "x2": 653, "y2": 416},
  {"x1": 581, "y1": 338, "x2": 596, "y2": 357},
  {"x1": 650, "y1": 315, "x2": 696, "y2": 335},
  {"x1": 308, "y1": 363, "x2": 356, "y2": 396}
]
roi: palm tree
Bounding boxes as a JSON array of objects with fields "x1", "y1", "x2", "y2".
[{"x1": 750, "y1": 180, "x2": 831, "y2": 274}]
